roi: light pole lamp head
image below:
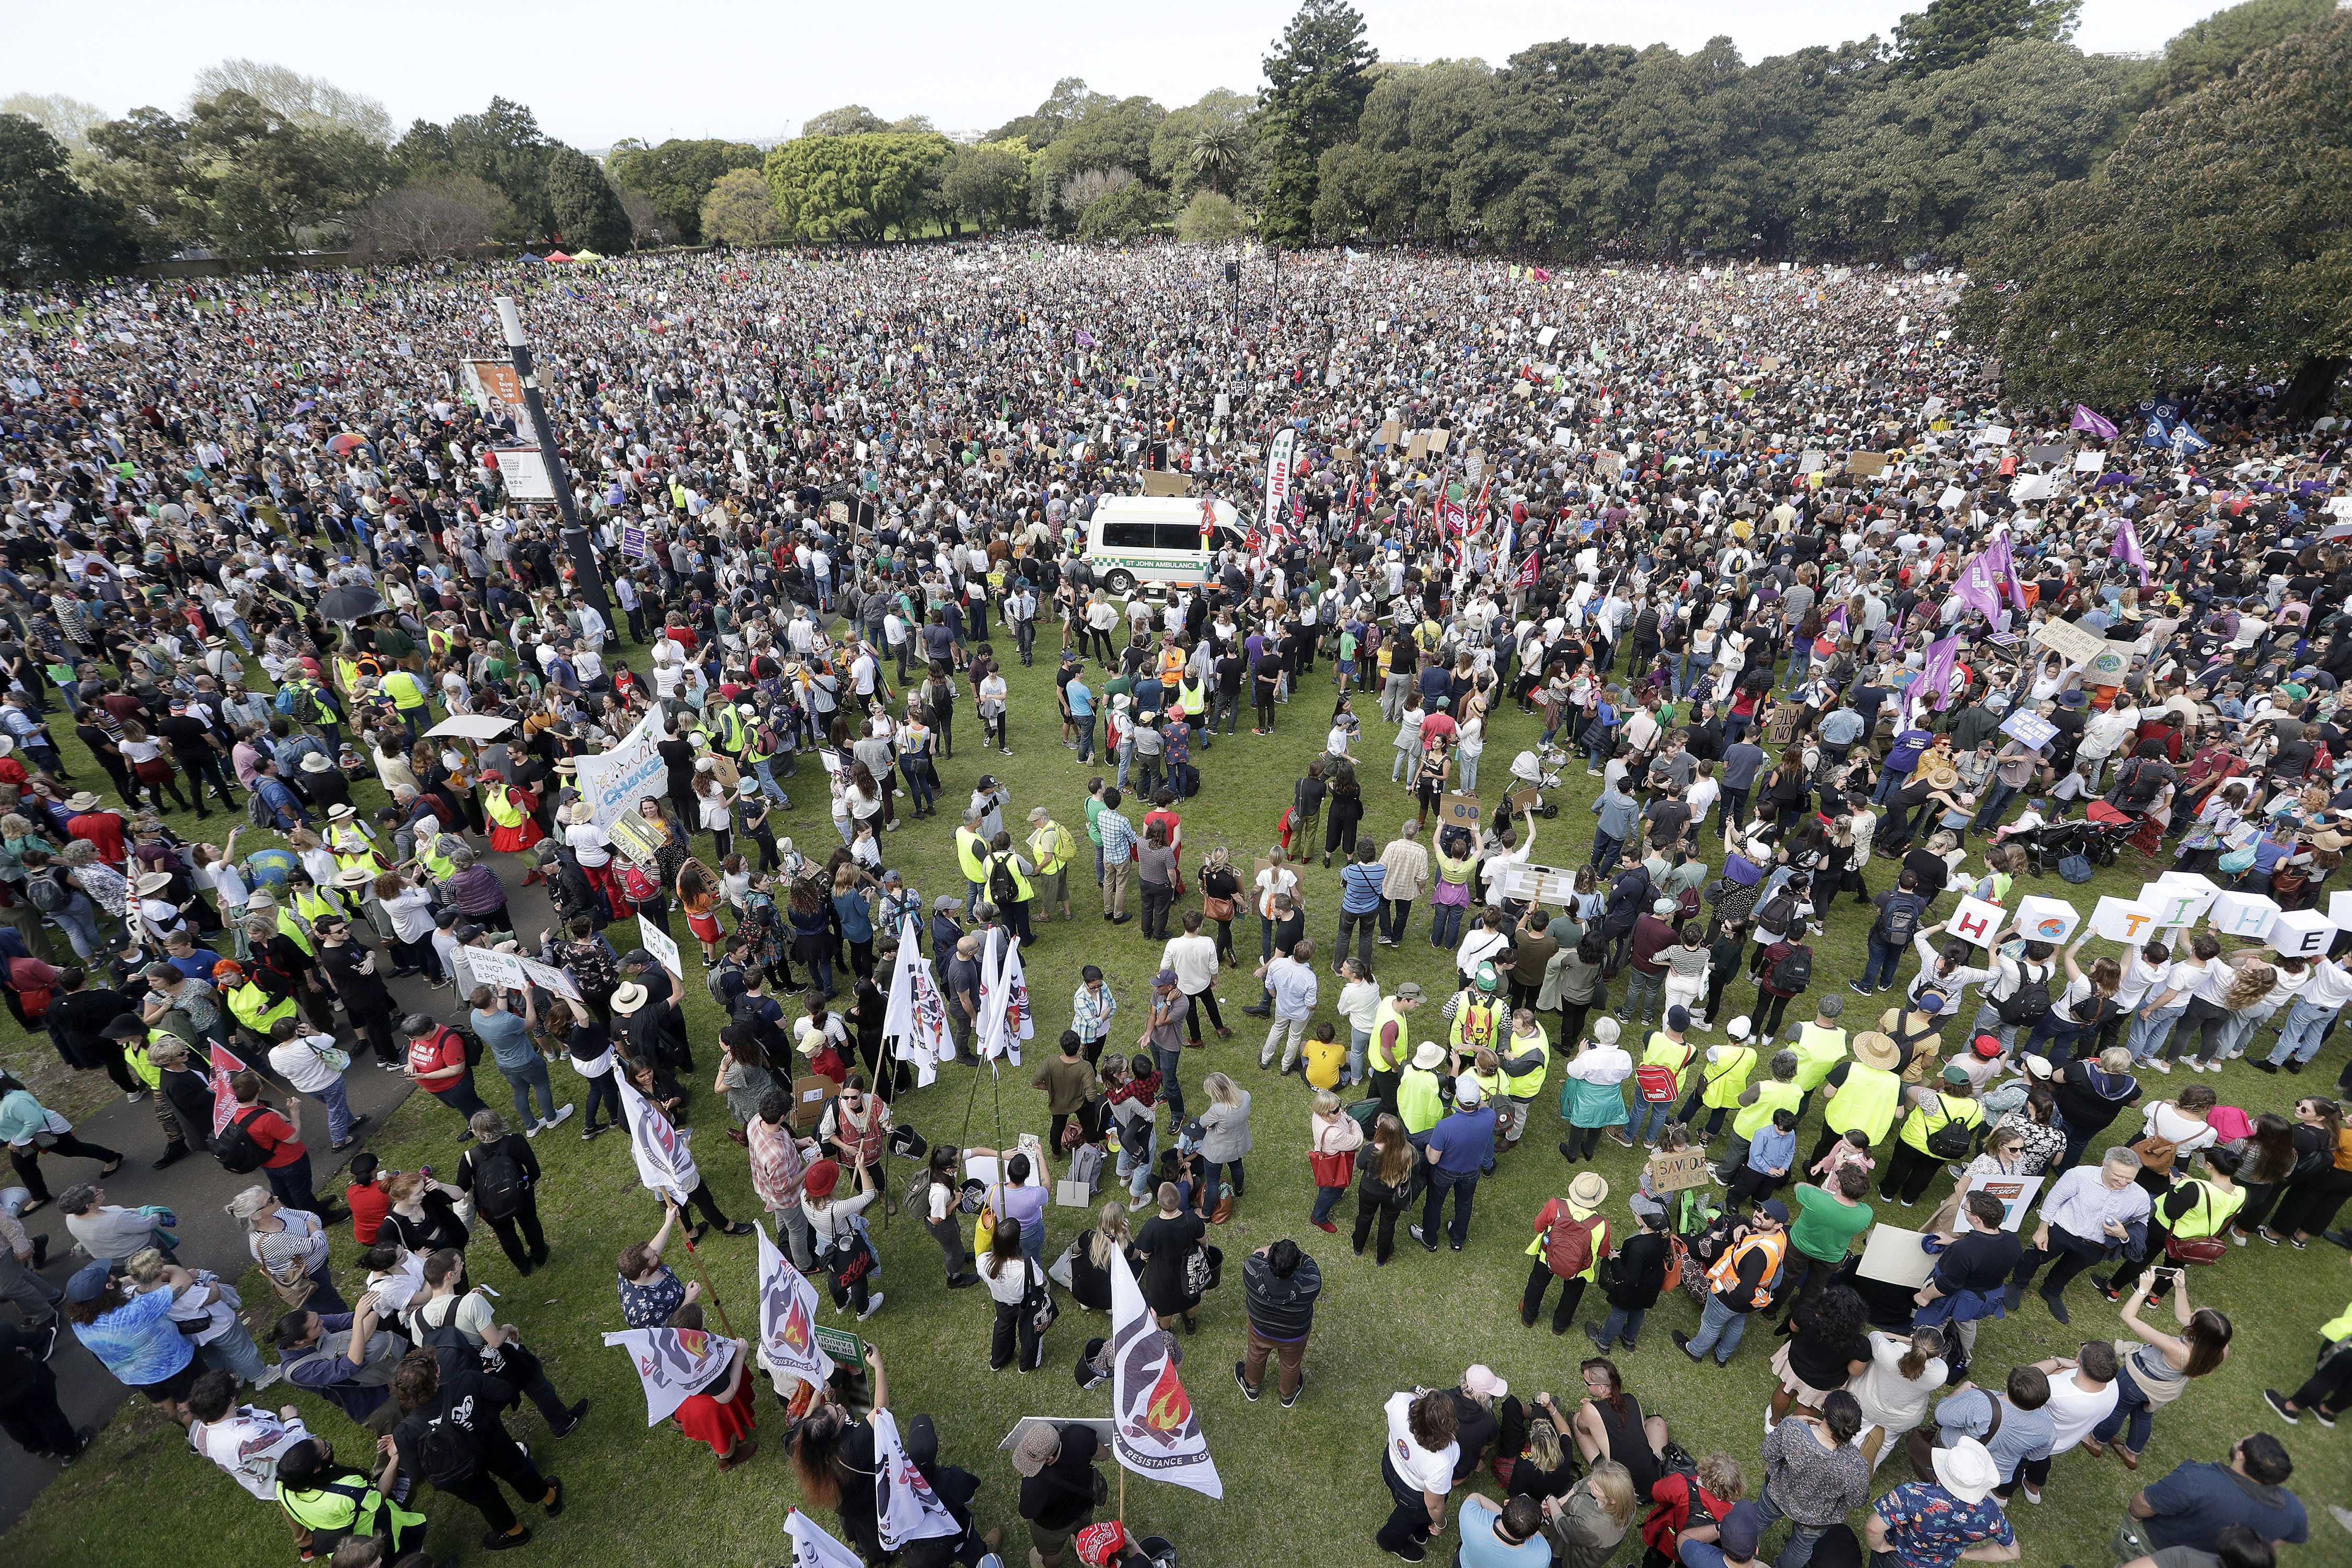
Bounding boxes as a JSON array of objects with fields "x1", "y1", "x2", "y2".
[{"x1": 493, "y1": 297, "x2": 528, "y2": 348}]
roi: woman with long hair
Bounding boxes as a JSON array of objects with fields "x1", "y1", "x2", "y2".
[
  {"x1": 2088, "y1": 1278, "x2": 2230, "y2": 1468},
  {"x1": 1568, "y1": 1356, "x2": 1668, "y2": 1513},
  {"x1": 919, "y1": 1145, "x2": 977, "y2": 1288},
  {"x1": 677, "y1": 859, "x2": 723, "y2": 965},
  {"x1": 831, "y1": 864, "x2": 876, "y2": 980},
  {"x1": 2263, "y1": 1097, "x2": 2352, "y2": 1247},
  {"x1": 789, "y1": 877, "x2": 836, "y2": 1000},
  {"x1": 1352, "y1": 1112, "x2": 1415, "y2": 1265},
  {"x1": 1066, "y1": 1200, "x2": 1134, "y2": 1312},
  {"x1": 1543, "y1": 1457, "x2": 1638, "y2": 1568},
  {"x1": 1323, "y1": 758, "x2": 1364, "y2": 868},
  {"x1": 2230, "y1": 1112, "x2": 2299, "y2": 1242},
  {"x1": 1847, "y1": 1325, "x2": 1946, "y2": 1470},
  {"x1": 980, "y1": 1212, "x2": 1046, "y2": 1372}
]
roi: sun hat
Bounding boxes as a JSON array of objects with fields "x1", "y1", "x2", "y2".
[
  {"x1": 802, "y1": 1160, "x2": 840, "y2": 1200},
  {"x1": 1850, "y1": 1031, "x2": 1901, "y2": 1071},
  {"x1": 135, "y1": 871, "x2": 175, "y2": 896},
  {"x1": 1568, "y1": 1171, "x2": 1609, "y2": 1207},
  {"x1": 1410, "y1": 1040, "x2": 1447, "y2": 1069},
  {"x1": 609, "y1": 983, "x2": 650, "y2": 1016},
  {"x1": 63, "y1": 792, "x2": 101, "y2": 812},
  {"x1": 1393, "y1": 982, "x2": 1426, "y2": 1001},
  {"x1": 1931, "y1": 1437, "x2": 1999, "y2": 1503}
]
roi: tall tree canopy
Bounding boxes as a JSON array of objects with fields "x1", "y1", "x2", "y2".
[
  {"x1": 1958, "y1": 10, "x2": 2352, "y2": 412},
  {"x1": 762, "y1": 131, "x2": 953, "y2": 241},
  {"x1": 1257, "y1": 0, "x2": 1378, "y2": 244},
  {"x1": 1894, "y1": 0, "x2": 2080, "y2": 75},
  {"x1": 0, "y1": 113, "x2": 140, "y2": 276},
  {"x1": 604, "y1": 137, "x2": 764, "y2": 244}
]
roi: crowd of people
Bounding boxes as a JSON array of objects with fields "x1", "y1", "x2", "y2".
[{"x1": 0, "y1": 236, "x2": 2348, "y2": 1568}]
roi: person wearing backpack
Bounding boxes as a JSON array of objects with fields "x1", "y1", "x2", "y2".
[
  {"x1": 1973, "y1": 940, "x2": 2058, "y2": 1053},
  {"x1": 1752, "y1": 935, "x2": 1813, "y2": 1041},
  {"x1": 389, "y1": 1346, "x2": 564, "y2": 1553},
  {"x1": 1881, "y1": 1067, "x2": 1985, "y2": 1208},
  {"x1": 458, "y1": 1112, "x2": 549, "y2": 1276},
  {"x1": 1521, "y1": 1169, "x2": 1614, "y2": 1334},
  {"x1": 402, "y1": 1013, "x2": 492, "y2": 1126},
  {"x1": 1857, "y1": 870, "x2": 1928, "y2": 995},
  {"x1": 223, "y1": 1071, "x2": 343, "y2": 1222}
]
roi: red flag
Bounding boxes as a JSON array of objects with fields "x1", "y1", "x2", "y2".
[
  {"x1": 1516, "y1": 550, "x2": 1540, "y2": 587},
  {"x1": 207, "y1": 1042, "x2": 250, "y2": 1136}
]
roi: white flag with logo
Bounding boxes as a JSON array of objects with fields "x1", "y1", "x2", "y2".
[
  {"x1": 883, "y1": 915, "x2": 952, "y2": 1086},
  {"x1": 872, "y1": 1409, "x2": 962, "y2": 1549},
  {"x1": 976, "y1": 928, "x2": 1033, "y2": 1065},
  {"x1": 788, "y1": 1507, "x2": 868, "y2": 1568},
  {"x1": 1107, "y1": 1253, "x2": 1223, "y2": 1498},
  {"x1": 755, "y1": 1222, "x2": 834, "y2": 1396},
  {"x1": 601, "y1": 1327, "x2": 733, "y2": 1425},
  {"x1": 616, "y1": 1071, "x2": 698, "y2": 1206}
]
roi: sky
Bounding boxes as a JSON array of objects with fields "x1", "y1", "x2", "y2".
[{"x1": 4, "y1": 0, "x2": 2234, "y2": 149}]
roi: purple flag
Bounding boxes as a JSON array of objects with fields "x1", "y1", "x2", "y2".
[
  {"x1": 2071, "y1": 405, "x2": 2118, "y2": 440},
  {"x1": 1982, "y1": 530, "x2": 2027, "y2": 612},
  {"x1": 1955, "y1": 552, "x2": 2002, "y2": 618},
  {"x1": 1075, "y1": 330, "x2": 1097, "y2": 349},
  {"x1": 1910, "y1": 634, "x2": 1961, "y2": 723},
  {"x1": 2112, "y1": 518, "x2": 2149, "y2": 585}
]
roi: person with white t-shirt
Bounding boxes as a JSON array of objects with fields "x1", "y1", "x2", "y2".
[
  {"x1": 186, "y1": 1368, "x2": 311, "y2": 1513},
  {"x1": 2000, "y1": 1343, "x2": 2119, "y2": 1504},
  {"x1": 1378, "y1": 1387, "x2": 1460, "y2": 1562}
]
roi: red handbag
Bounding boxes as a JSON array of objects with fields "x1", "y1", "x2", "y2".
[{"x1": 1309, "y1": 1149, "x2": 1356, "y2": 1188}]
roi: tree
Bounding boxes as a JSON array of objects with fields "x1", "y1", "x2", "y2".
[
  {"x1": 0, "y1": 92, "x2": 107, "y2": 153},
  {"x1": 1075, "y1": 179, "x2": 1168, "y2": 241},
  {"x1": 1032, "y1": 94, "x2": 1167, "y2": 229},
  {"x1": 2135, "y1": 0, "x2": 2335, "y2": 108},
  {"x1": 803, "y1": 105, "x2": 892, "y2": 137},
  {"x1": 1257, "y1": 0, "x2": 1379, "y2": 243},
  {"x1": 763, "y1": 131, "x2": 954, "y2": 240},
  {"x1": 1175, "y1": 189, "x2": 1248, "y2": 243},
  {"x1": 400, "y1": 97, "x2": 560, "y2": 239},
  {"x1": 889, "y1": 114, "x2": 938, "y2": 135},
  {"x1": 987, "y1": 77, "x2": 1095, "y2": 151},
  {"x1": 88, "y1": 89, "x2": 393, "y2": 256},
  {"x1": 699, "y1": 167, "x2": 779, "y2": 246},
  {"x1": 545, "y1": 145, "x2": 631, "y2": 251},
  {"x1": 189, "y1": 60, "x2": 393, "y2": 142},
  {"x1": 1895, "y1": 0, "x2": 2079, "y2": 76},
  {"x1": 1958, "y1": 11, "x2": 2352, "y2": 414},
  {"x1": 1148, "y1": 89, "x2": 1255, "y2": 199},
  {"x1": 0, "y1": 113, "x2": 140, "y2": 276},
  {"x1": 604, "y1": 137, "x2": 764, "y2": 244},
  {"x1": 940, "y1": 143, "x2": 1031, "y2": 232},
  {"x1": 344, "y1": 176, "x2": 506, "y2": 262}
]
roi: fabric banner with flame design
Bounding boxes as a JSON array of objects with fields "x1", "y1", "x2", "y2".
[{"x1": 1106, "y1": 1253, "x2": 1223, "y2": 1499}]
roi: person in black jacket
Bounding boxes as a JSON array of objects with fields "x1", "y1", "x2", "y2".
[
  {"x1": 389, "y1": 1349, "x2": 562, "y2": 1553},
  {"x1": 1236, "y1": 1238, "x2": 1322, "y2": 1406},
  {"x1": 1013, "y1": 1419, "x2": 1101, "y2": 1568},
  {"x1": 136, "y1": 1027, "x2": 215, "y2": 1168},
  {"x1": 458, "y1": 1112, "x2": 549, "y2": 1276},
  {"x1": 45, "y1": 966, "x2": 142, "y2": 1094},
  {"x1": 1587, "y1": 1206, "x2": 1671, "y2": 1353}
]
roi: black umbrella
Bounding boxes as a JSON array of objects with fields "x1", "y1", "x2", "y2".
[{"x1": 317, "y1": 585, "x2": 384, "y2": 623}]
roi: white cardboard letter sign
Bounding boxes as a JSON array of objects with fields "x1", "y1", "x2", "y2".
[
  {"x1": 2268, "y1": 908, "x2": 2333, "y2": 957},
  {"x1": 2014, "y1": 895, "x2": 2080, "y2": 946},
  {"x1": 1947, "y1": 895, "x2": 2004, "y2": 948},
  {"x1": 2090, "y1": 897, "x2": 2160, "y2": 944},
  {"x1": 2143, "y1": 876, "x2": 2217, "y2": 929},
  {"x1": 2210, "y1": 891, "x2": 2280, "y2": 940}
]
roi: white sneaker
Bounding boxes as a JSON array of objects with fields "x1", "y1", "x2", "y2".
[
  {"x1": 858, "y1": 1292, "x2": 886, "y2": 1321},
  {"x1": 2147, "y1": 1060, "x2": 2172, "y2": 1074},
  {"x1": 252, "y1": 1365, "x2": 283, "y2": 1391},
  {"x1": 526, "y1": 1121, "x2": 543, "y2": 1138},
  {"x1": 547, "y1": 1104, "x2": 575, "y2": 1127}
]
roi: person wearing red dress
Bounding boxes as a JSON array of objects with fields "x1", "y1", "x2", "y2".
[{"x1": 666, "y1": 1302, "x2": 758, "y2": 1470}]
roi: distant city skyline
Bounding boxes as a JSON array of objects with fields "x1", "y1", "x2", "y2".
[{"x1": 4, "y1": 0, "x2": 2235, "y2": 151}]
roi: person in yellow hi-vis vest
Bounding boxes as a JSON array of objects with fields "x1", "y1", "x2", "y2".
[
  {"x1": 2126, "y1": 1150, "x2": 2245, "y2": 1306},
  {"x1": 1632, "y1": 1006, "x2": 1700, "y2": 1148},
  {"x1": 1398, "y1": 1040, "x2": 1448, "y2": 1138},
  {"x1": 1719, "y1": 1047, "x2": 1802, "y2": 1183},
  {"x1": 1492, "y1": 1009, "x2": 1551, "y2": 1154},
  {"x1": 222, "y1": 960, "x2": 297, "y2": 1047},
  {"x1": 1681, "y1": 1015, "x2": 1756, "y2": 1143},
  {"x1": 1789, "y1": 994, "x2": 1848, "y2": 1118},
  {"x1": 1524, "y1": 1168, "x2": 1613, "y2": 1333},
  {"x1": 2265, "y1": 1292, "x2": 2352, "y2": 1427},
  {"x1": 1023, "y1": 805, "x2": 1075, "y2": 923},
  {"x1": 1813, "y1": 1031, "x2": 1907, "y2": 1170},
  {"x1": 378, "y1": 665, "x2": 430, "y2": 743},
  {"x1": 1882, "y1": 1066, "x2": 1984, "y2": 1207},
  {"x1": 1675, "y1": 1200, "x2": 1790, "y2": 1367}
]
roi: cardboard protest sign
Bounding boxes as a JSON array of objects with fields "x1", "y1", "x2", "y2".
[
  {"x1": 1945, "y1": 895, "x2": 2005, "y2": 948},
  {"x1": 2268, "y1": 908, "x2": 2333, "y2": 957},
  {"x1": 2014, "y1": 896, "x2": 2080, "y2": 946},
  {"x1": 1439, "y1": 794, "x2": 1483, "y2": 831},
  {"x1": 2209, "y1": 891, "x2": 2280, "y2": 940},
  {"x1": 2090, "y1": 897, "x2": 2161, "y2": 944},
  {"x1": 2074, "y1": 449, "x2": 2106, "y2": 473},
  {"x1": 1377, "y1": 419, "x2": 1401, "y2": 447},
  {"x1": 1648, "y1": 1149, "x2": 1710, "y2": 1194},
  {"x1": 638, "y1": 915, "x2": 684, "y2": 981},
  {"x1": 2031, "y1": 618, "x2": 2111, "y2": 666},
  {"x1": 1140, "y1": 471, "x2": 1189, "y2": 496},
  {"x1": 2330, "y1": 891, "x2": 2352, "y2": 931},
  {"x1": 1847, "y1": 453, "x2": 1887, "y2": 476},
  {"x1": 1507, "y1": 786, "x2": 1544, "y2": 818},
  {"x1": 1857, "y1": 1225, "x2": 1934, "y2": 1288}
]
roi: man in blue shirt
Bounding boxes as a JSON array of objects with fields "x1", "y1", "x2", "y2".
[
  {"x1": 1590, "y1": 780, "x2": 1640, "y2": 871},
  {"x1": 1063, "y1": 672, "x2": 1096, "y2": 762},
  {"x1": 1873, "y1": 724, "x2": 1935, "y2": 806},
  {"x1": 1412, "y1": 1080, "x2": 1497, "y2": 1252},
  {"x1": 250, "y1": 759, "x2": 310, "y2": 832},
  {"x1": 2128, "y1": 1435, "x2": 2308, "y2": 1557}
]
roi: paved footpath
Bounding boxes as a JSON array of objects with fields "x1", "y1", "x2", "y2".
[{"x1": 0, "y1": 853, "x2": 552, "y2": 1531}]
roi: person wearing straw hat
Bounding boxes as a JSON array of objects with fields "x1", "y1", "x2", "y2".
[
  {"x1": 1863, "y1": 1436, "x2": 2016, "y2": 1566},
  {"x1": 297, "y1": 752, "x2": 352, "y2": 822},
  {"x1": 1522, "y1": 1169, "x2": 1612, "y2": 1334},
  {"x1": 1811, "y1": 1029, "x2": 1908, "y2": 1172}
]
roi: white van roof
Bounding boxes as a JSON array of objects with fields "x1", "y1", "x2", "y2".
[{"x1": 1091, "y1": 496, "x2": 1239, "y2": 528}]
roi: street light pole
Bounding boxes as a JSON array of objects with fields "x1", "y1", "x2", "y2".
[{"x1": 494, "y1": 295, "x2": 612, "y2": 630}]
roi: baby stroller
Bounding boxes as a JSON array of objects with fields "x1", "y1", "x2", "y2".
[
  {"x1": 1509, "y1": 748, "x2": 1565, "y2": 817},
  {"x1": 2085, "y1": 798, "x2": 2162, "y2": 859}
]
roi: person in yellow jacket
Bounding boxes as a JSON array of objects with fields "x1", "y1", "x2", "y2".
[
  {"x1": 1523, "y1": 1168, "x2": 1613, "y2": 1332},
  {"x1": 222, "y1": 962, "x2": 297, "y2": 1045},
  {"x1": 1682, "y1": 1014, "x2": 1756, "y2": 1143},
  {"x1": 1398, "y1": 1040, "x2": 1449, "y2": 1138},
  {"x1": 1491, "y1": 1009, "x2": 1550, "y2": 1152},
  {"x1": 954, "y1": 815, "x2": 989, "y2": 921},
  {"x1": 1675, "y1": 1199, "x2": 1790, "y2": 1367},
  {"x1": 983, "y1": 832, "x2": 1036, "y2": 943},
  {"x1": 1882, "y1": 1066, "x2": 1984, "y2": 1207},
  {"x1": 2121, "y1": 1148, "x2": 2245, "y2": 1306},
  {"x1": 1445, "y1": 965, "x2": 1508, "y2": 1063},
  {"x1": 1718, "y1": 1045, "x2": 1803, "y2": 1182},
  {"x1": 1633, "y1": 1006, "x2": 1700, "y2": 1148},
  {"x1": 1789, "y1": 994, "x2": 1848, "y2": 1115},
  {"x1": 379, "y1": 666, "x2": 431, "y2": 742},
  {"x1": 274, "y1": 1437, "x2": 428, "y2": 1561},
  {"x1": 1024, "y1": 805, "x2": 1075, "y2": 922},
  {"x1": 1812, "y1": 1031, "x2": 1907, "y2": 1168},
  {"x1": 2265, "y1": 1292, "x2": 2352, "y2": 1427}
]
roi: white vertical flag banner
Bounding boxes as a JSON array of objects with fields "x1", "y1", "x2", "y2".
[
  {"x1": 1108, "y1": 1253, "x2": 1224, "y2": 1499},
  {"x1": 601, "y1": 1327, "x2": 733, "y2": 1424},
  {"x1": 616, "y1": 1071, "x2": 698, "y2": 1205},
  {"x1": 755, "y1": 1222, "x2": 835, "y2": 1394},
  {"x1": 872, "y1": 1409, "x2": 963, "y2": 1549},
  {"x1": 977, "y1": 929, "x2": 1034, "y2": 1066},
  {"x1": 788, "y1": 1507, "x2": 869, "y2": 1568},
  {"x1": 637, "y1": 914, "x2": 685, "y2": 982},
  {"x1": 883, "y1": 916, "x2": 952, "y2": 1086}
]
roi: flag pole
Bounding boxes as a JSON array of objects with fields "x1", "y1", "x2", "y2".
[{"x1": 670, "y1": 1196, "x2": 741, "y2": 1340}]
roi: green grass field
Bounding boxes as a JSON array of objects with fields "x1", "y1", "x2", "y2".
[{"x1": 9, "y1": 617, "x2": 2350, "y2": 1566}]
